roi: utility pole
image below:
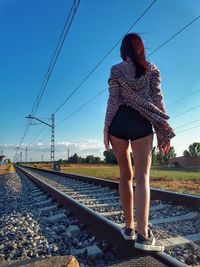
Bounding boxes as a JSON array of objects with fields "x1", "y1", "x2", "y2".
[
  {"x1": 42, "y1": 154, "x2": 43, "y2": 163},
  {"x1": 51, "y1": 114, "x2": 55, "y2": 162},
  {"x1": 20, "y1": 151, "x2": 22, "y2": 162},
  {"x1": 25, "y1": 147, "x2": 28, "y2": 162},
  {"x1": 18, "y1": 146, "x2": 28, "y2": 162},
  {"x1": 25, "y1": 114, "x2": 55, "y2": 163},
  {"x1": 67, "y1": 148, "x2": 70, "y2": 162}
]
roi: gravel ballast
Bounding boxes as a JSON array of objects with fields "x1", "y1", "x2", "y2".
[
  {"x1": 0, "y1": 172, "x2": 116, "y2": 266},
  {"x1": 23, "y1": 168, "x2": 200, "y2": 266}
]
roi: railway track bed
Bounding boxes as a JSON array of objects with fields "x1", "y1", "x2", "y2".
[
  {"x1": 0, "y1": 171, "x2": 115, "y2": 266},
  {"x1": 1, "y1": 165, "x2": 200, "y2": 266}
]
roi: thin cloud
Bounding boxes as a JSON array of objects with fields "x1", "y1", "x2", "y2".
[{"x1": 0, "y1": 139, "x2": 105, "y2": 161}]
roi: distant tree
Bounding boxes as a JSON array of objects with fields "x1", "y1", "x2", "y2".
[
  {"x1": 151, "y1": 146, "x2": 157, "y2": 165},
  {"x1": 86, "y1": 155, "x2": 94, "y2": 164},
  {"x1": 156, "y1": 151, "x2": 165, "y2": 165},
  {"x1": 183, "y1": 142, "x2": 200, "y2": 156},
  {"x1": 58, "y1": 159, "x2": 64, "y2": 164},
  {"x1": 183, "y1": 150, "x2": 190, "y2": 156},
  {"x1": 152, "y1": 146, "x2": 176, "y2": 165},
  {"x1": 69, "y1": 153, "x2": 79, "y2": 163},
  {"x1": 81, "y1": 157, "x2": 86, "y2": 163},
  {"x1": 78, "y1": 156, "x2": 83, "y2": 163},
  {"x1": 93, "y1": 157, "x2": 101, "y2": 164},
  {"x1": 164, "y1": 146, "x2": 176, "y2": 161},
  {"x1": 85, "y1": 155, "x2": 101, "y2": 164},
  {"x1": 103, "y1": 149, "x2": 117, "y2": 164}
]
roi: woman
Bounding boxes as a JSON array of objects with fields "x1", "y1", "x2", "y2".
[{"x1": 103, "y1": 33, "x2": 175, "y2": 252}]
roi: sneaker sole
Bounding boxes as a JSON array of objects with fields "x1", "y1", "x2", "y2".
[
  {"x1": 120, "y1": 229, "x2": 135, "y2": 240},
  {"x1": 134, "y1": 242, "x2": 164, "y2": 252}
]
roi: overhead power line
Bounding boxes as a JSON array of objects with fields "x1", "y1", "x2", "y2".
[
  {"x1": 56, "y1": 15, "x2": 200, "y2": 127},
  {"x1": 39, "y1": 129, "x2": 51, "y2": 142},
  {"x1": 32, "y1": 0, "x2": 80, "y2": 116},
  {"x1": 53, "y1": 0, "x2": 158, "y2": 114},
  {"x1": 57, "y1": 88, "x2": 106, "y2": 126},
  {"x1": 14, "y1": 121, "x2": 30, "y2": 160},
  {"x1": 171, "y1": 104, "x2": 200, "y2": 119},
  {"x1": 167, "y1": 88, "x2": 200, "y2": 108},
  {"x1": 56, "y1": 90, "x2": 200, "y2": 128},
  {"x1": 26, "y1": 9, "x2": 200, "y2": 148},
  {"x1": 15, "y1": 0, "x2": 80, "y2": 160},
  {"x1": 148, "y1": 15, "x2": 200, "y2": 57},
  {"x1": 33, "y1": 89, "x2": 107, "y2": 142},
  {"x1": 53, "y1": 13, "x2": 200, "y2": 118},
  {"x1": 25, "y1": 0, "x2": 158, "y2": 146},
  {"x1": 175, "y1": 124, "x2": 200, "y2": 134},
  {"x1": 175, "y1": 119, "x2": 200, "y2": 129},
  {"x1": 28, "y1": 120, "x2": 51, "y2": 146}
]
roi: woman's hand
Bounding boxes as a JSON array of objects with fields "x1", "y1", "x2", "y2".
[
  {"x1": 104, "y1": 126, "x2": 111, "y2": 150},
  {"x1": 159, "y1": 141, "x2": 171, "y2": 156}
]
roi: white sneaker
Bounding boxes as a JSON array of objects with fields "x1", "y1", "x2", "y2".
[
  {"x1": 120, "y1": 227, "x2": 136, "y2": 240},
  {"x1": 134, "y1": 228, "x2": 164, "y2": 252}
]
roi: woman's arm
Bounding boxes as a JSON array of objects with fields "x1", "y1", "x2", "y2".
[
  {"x1": 150, "y1": 65, "x2": 166, "y2": 113},
  {"x1": 104, "y1": 66, "x2": 121, "y2": 129},
  {"x1": 149, "y1": 64, "x2": 173, "y2": 155}
]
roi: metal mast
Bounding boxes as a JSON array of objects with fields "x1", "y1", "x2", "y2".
[
  {"x1": 25, "y1": 114, "x2": 55, "y2": 163},
  {"x1": 25, "y1": 147, "x2": 28, "y2": 162},
  {"x1": 51, "y1": 114, "x2": 55, "y2": 162}
]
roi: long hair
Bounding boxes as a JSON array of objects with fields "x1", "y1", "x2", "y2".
[{"x1": 120, "y1": 33, "x2": 149, "y2": 78}]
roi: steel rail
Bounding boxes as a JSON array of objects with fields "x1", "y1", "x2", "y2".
[
  {"x1": 16, "y1": 165, "x2": 188, "y2": 267},
  {"x1": 20, "y1": 165, "x2": 200, "y2": 210}
]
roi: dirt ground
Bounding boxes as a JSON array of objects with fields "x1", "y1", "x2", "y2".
[
  {"x1": 0, "y1": 165, "x2": 8, "y2": 175},
  {"x1": 150, "y1": 179, "x2": 200, "y2": 195}
]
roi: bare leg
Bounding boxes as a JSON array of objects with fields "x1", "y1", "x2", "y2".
[
  {"x1": 109, "y1": 135, "x2": 134, "y2": 229},
  {"x1": 130, "y1": 134, "x2": 153, "y2": 238}
]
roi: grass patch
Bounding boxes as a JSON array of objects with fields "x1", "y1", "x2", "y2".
[
  {"x1": 61, "y1": 165, "x2": 120, "y2": 181},
  {"x1": 27, "y1": 163, "x2": 200, "y2": 195},
  {"x1": 150, "y1": 167, "x2": 200, "y2": 182}
]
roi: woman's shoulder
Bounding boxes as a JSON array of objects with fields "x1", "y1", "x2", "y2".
[
  {"x1": 110, "y1": 61, "x2": 126, "y2": 71},
  {"x1": 109, "y1": 61, "x2": 160, "y2": 79},
  {"x1": 110, "y1": 61, "x2": 136, "y2": 75},
  {"x1": 111, "y1": 61, "x2": 159, "y2": 71},
  {"x1": 148, "y1": 61, "x2": 160, "y2": 73},
  {"x1": 109, "y1": 62, "x2": 125, "y2": 78},
  {"x1": 111, "y1": 61, "x2": 136, "y2": 69}
]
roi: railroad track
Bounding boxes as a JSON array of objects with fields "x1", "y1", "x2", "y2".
[{"x1": 15, "y1": 165, "x2": 200, "y2": 267}]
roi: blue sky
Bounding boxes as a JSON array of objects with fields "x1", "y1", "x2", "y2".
[{"x1": 0, "y1": 0, "x2": 200, "y2": 161}]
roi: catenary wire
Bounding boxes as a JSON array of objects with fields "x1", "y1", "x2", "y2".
[
  {"x1": 53, "y1": 10, "x2": 200, "y2": 115},
  {"x1": 170, "y1": 104, "x2": 200, "y2": 119},
  {"x1": 53, "y1": 0, "x2": 158, "y2": 114},
  {"x1": 147, "y1": 15, "x2": 200, "y2": 57},
  {"x1": 55, "y1": 15, "x2": 200, "y2": 126},
  {"x1": 23, "y1": 0, "x2": 158, "y2": 148},
  {"x1": 167, "y1": 88, "x2": 200, "y2": 108},
  {"x1": 57, "y1": 88, "x2": 106, "y2": 125},
  {"x1": 175, "y1": 124, "x2": 200, "y2": 134},
  {"x1": 28, "y1": 120, "x2": 51, "y2": 146},
  {"x1": 23, "y1": 10, "x2": 200, "y2": 154},
  {"x1": 15, "y1": 1, "x2": 80, "y2": 159},
  {"x1": 32, "y1": 0, "x2": 80, "y2": 116},
  {"x1": 174, "y1": 119, "x2": 200, "y2": 130}
]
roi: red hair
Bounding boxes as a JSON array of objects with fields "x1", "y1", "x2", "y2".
[{"x1": 120, "y1": 33, "x2": 149, "y2": 78}]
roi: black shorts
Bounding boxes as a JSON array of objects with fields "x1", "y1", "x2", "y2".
[{"x1": 108, "y1": 104, "x2": 153, "y2": 141}]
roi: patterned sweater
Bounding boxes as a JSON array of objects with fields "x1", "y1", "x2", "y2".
[{"x1": 104, "y1": 61, "x2": 175, "y2": 151}]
